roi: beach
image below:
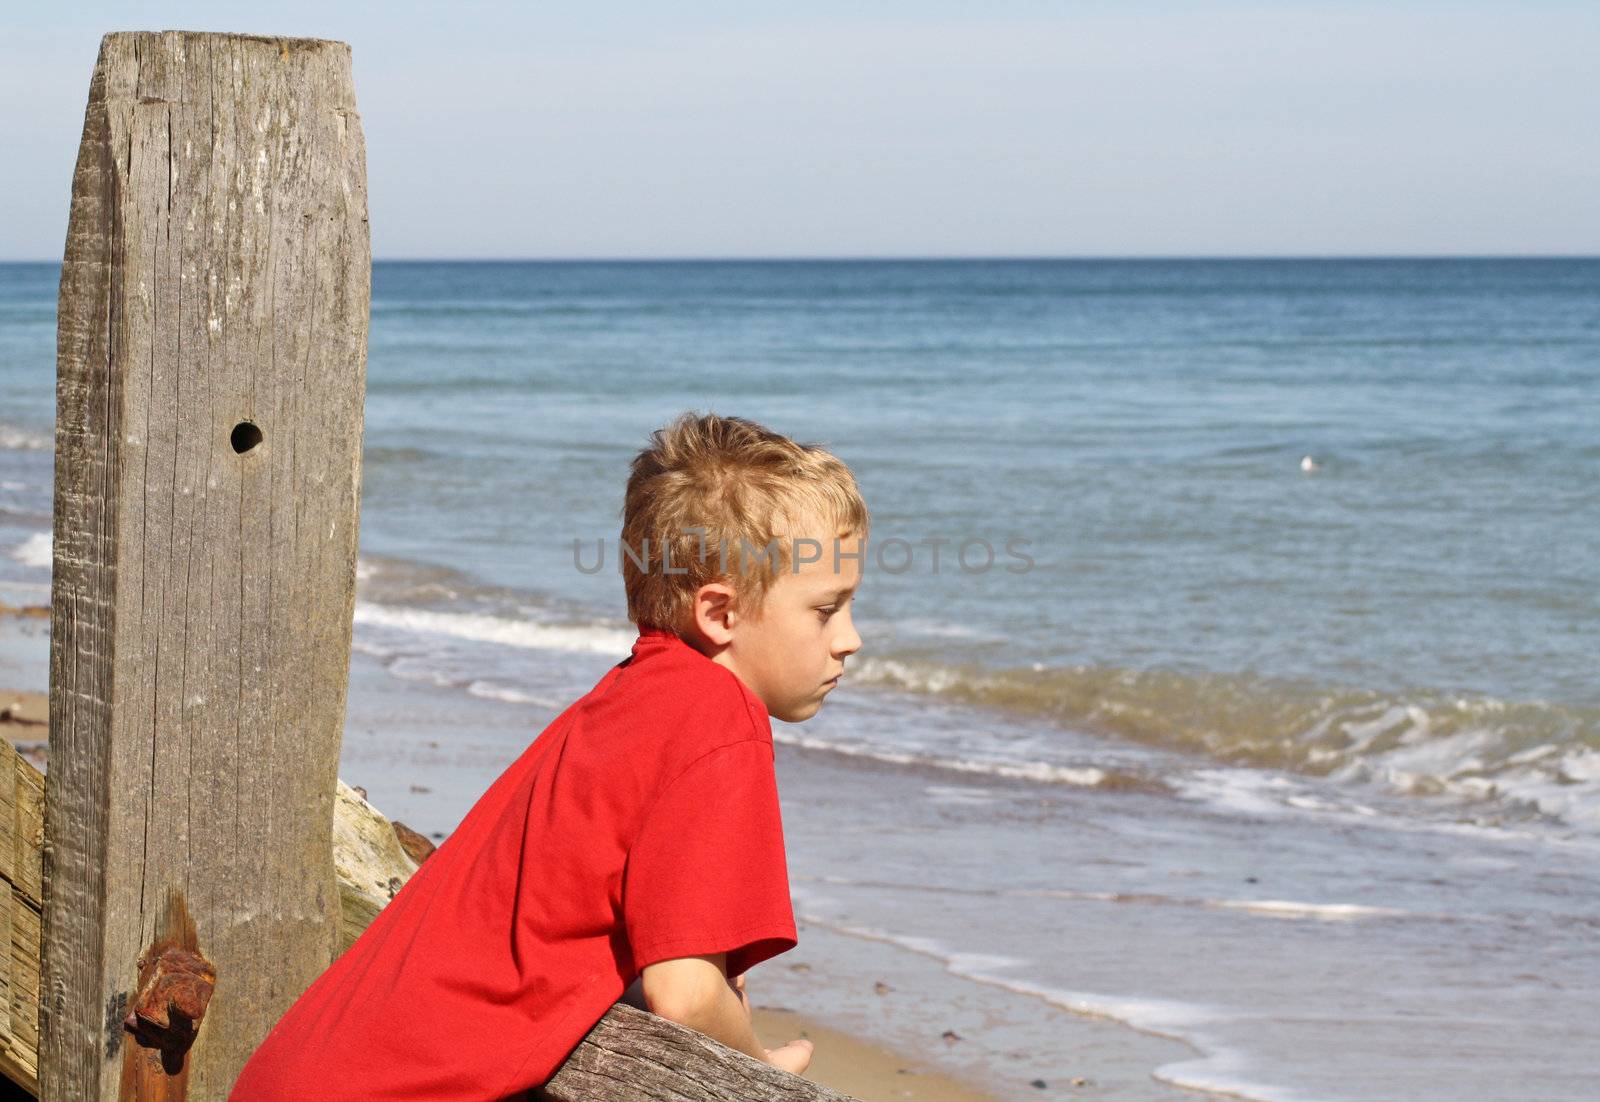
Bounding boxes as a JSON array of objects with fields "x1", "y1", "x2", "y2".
[{"x1": 5, "y1": 257, "x2": 1599, "y2": 1100}]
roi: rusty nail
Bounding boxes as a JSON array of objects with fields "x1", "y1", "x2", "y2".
[{"x1": 123, "y1": 944, "x2": 217, "y2": 1055}]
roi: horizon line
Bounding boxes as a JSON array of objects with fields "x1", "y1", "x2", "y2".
[{"x1": 2, "y1": 252, "x2": 1599, "y2": 265}]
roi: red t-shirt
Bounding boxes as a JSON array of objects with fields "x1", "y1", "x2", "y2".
[{"x1": 230, "y1": 627, "x2": 797, "y2": 1100}]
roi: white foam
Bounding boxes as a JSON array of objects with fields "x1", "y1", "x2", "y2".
[
  {"x1": 465, "y1": 680, "x2": 562, "y2": 708},
  {"x1": 922, "y1": 784, "x2": 1000, "y2": 806},
  {"x1": 962, "y1": 975, "x2": 1322, "y2": 1102},
  {"x1": 771, "y1": 729, "x2": 1112, "y2": 788},
  {"x1": 380, "y1": 656, "x2": 462, "y2": 691},
  {"x1": 888, "y1": 617, "x2": 996, "y2": 641},
  {"x1": 1171, "y1": 768, "x2": 1301, "y2": 818},
  {"x1": 7, "y1": 531, "x2": 51, "y2": 569},
  {"x1": 1170, "y1": 762, "x2": 1600, "y2": 852},
  {"x1": 1555, "y1": 746, "x2": 1600, "y2": 782},
  {"x1": 799, "y1": 910, "x2": 1305, "y2": 1102},
  {"x1": 350, "y1": 637, "x2": 400, "y2": 661},
  {"x1": 1012, "y1": 887, "x2": 1123, "y2": 903},
  {"x1": 1204, "y1": 899, "x2": 1412, "y2": 922},
  {"x1": 852, "y1": 656, "x2": 964, "y2": 694},
  {"x1": 353, "y1": 601, "x2": 633, "y2": 656},
  {"x1": 1470, "y1": 746, "x2": 1600, "y2": 831},
  {"x1": 1014, "y1": 887, "x2": 1418, "y2": 923}
]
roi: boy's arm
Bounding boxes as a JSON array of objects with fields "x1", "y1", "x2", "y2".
[{"x1": 639, "y1": 952, "x2": 765, "y2": 1060}]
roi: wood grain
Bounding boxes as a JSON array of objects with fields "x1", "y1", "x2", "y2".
[{"x1": 538, "y1": 1002, "x2": 859, "y2": 1102}]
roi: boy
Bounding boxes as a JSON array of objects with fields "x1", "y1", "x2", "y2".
[{"x1": 231, "y1": 412, "x2": 868, "y2": 1099}]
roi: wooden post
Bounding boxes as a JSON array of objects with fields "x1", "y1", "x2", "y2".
[{"x1": 43, "y1": 30, "x2": 368, "y2": 1099}]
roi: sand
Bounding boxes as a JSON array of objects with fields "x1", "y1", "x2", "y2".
[
  {"x1": 753, "y1": 1006, "x2": 1001, "y2": 1100},
  {"x1": 0, "y1": 686, "x2": 46, "y2": 726},
  {"x1": 0, "y1": 685, "x2": 47, "y2": 770}
]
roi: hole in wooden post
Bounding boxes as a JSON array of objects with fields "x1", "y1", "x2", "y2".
[{"x1": 231, "y1": 421, "x2": 263, "y2": 455}]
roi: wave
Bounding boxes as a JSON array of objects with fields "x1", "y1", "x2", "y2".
[
  {"x1": 1011, "y1": 887, "x2": 1422, "y2": 923},
  {"x1": 851, "y1": 655, "x2": 1600, "y2": 830},
  {"x1": 465, "y1": 679, "x2": 563, "y2": 708},
  {"x1": 807, "y1": 875, "x2": 1424, "y2": 924},
  {"x1": 771, "y1": 729, "x2": 1169, "y2": 793},
  {"x1": 7, "y1": 531, "x2": 50, "y2": 568},
  {"x1": 345, "y1": 546, "x2": 1600, "y2": 832},
  {"x1": 353, "y1": 601, "x2": 634, "y2": 656}
]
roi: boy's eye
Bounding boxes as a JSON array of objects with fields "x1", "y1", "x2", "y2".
[{"x1": 816, "y1": 607, "x2": 836, "y2": 620}]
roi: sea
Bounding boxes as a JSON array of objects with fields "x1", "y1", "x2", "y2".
[{"x1": 1, "y1": 258, "x2": 1596, "y2": 1100}]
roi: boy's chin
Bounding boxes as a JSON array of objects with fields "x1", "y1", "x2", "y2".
[{"x1": 771, "y1": 699, "x2": 824, "y2": 724}]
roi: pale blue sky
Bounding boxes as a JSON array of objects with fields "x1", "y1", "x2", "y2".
[{"x1": 2, "y1": 2, "x2": 1595, "y2": 259}]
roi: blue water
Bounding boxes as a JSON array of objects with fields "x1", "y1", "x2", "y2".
[
  {"x1": 4, "y1": 259, "x2": 1599, "y2": 1100},
  {"x1": 359, "y1": 259, "x2": 1600, "y2": 703}
]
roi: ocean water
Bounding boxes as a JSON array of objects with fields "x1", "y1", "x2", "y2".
[{"x1": 2, "y1": 258, "x2": 1597, "y2": 1100}]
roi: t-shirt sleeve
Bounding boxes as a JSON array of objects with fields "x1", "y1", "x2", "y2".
[{"x1": 623, "y1": 738, "x2": 798, "y2": 979}]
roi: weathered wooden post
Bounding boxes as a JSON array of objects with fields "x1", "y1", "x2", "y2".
[{"x1": 43, "y1": 30, "x2": 368, "y2": 1099}]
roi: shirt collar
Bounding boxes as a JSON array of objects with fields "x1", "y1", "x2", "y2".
[{"x1": 631, "y1": 625, "x2": 687, "y2": 656}]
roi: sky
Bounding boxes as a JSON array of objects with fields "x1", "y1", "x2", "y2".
[{"x1": 1, "y1": 2, "x2": 1595, "y2": 259}]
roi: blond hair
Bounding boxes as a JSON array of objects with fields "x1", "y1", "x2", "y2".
[{"x1": 622, "y1": 411, "x2": 870, "y2": 633}]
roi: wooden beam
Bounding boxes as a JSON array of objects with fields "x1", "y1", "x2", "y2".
[
  {"x1": 0, "y1": 741, "x2": 44, "y2": 1089},
  {"x1": 43, "y1": 30, "x2": 368, "y2": 1099},
  {"x1": 538, "y1": 1003, "x2": 859, "y2": 1102}
]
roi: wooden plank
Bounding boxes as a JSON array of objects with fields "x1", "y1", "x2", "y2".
[
  {"x1": 0, "y1": 741, "x2": 16, "y2": 889},
  {"x1": 0, "y1": 890, "x2": 11, "y2": 1073},
  {"x1": 0, "y1": 743, "x2": 17, "y2": 1052},
  {"x1": 8, "y1": 757, "x2": 44, "y2": 1091},
  {"x1": 7, "y1": 902, "x2": 38, "y2": 1081},
  {"x1": 10, "y1": 767, "x2": 40, "y2": 910},
  {"x1": 42, "y1": 30, "x2": 368, "y2": 1101}
]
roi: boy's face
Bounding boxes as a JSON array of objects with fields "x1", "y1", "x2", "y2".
[{"x1": 701, "y1": 530, "x2": 864, "y2": 723}]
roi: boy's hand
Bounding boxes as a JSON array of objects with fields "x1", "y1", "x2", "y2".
[
  {"x1": 730, "y1": 971, "x2": 813, "y2": 1076},
  {"x1": 763, "y1": 1038, "x2": 815, "y2": 1076}
]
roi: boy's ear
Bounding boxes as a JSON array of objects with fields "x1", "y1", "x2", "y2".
[{"x1": 690, "y1": 581, "x2": 739, "y2": 647}]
